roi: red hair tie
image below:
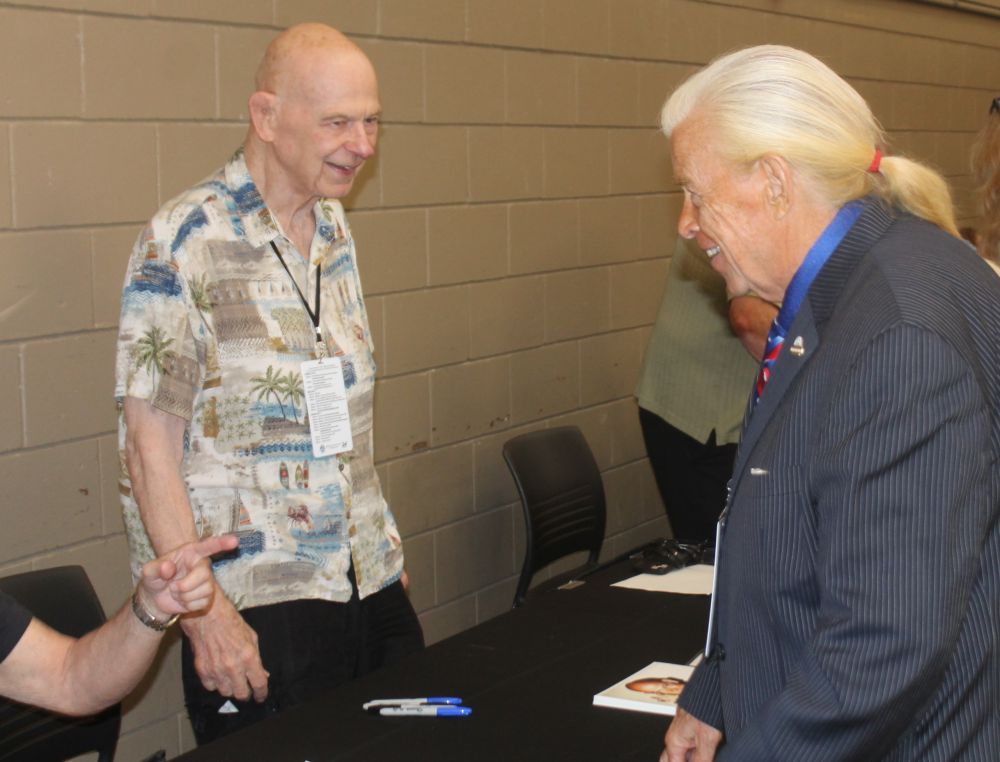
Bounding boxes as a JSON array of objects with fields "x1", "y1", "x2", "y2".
[{"x1": 868, "y1": 148, "x2": 883, "y2": 174}]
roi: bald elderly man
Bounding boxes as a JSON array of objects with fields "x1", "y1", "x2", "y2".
[{"x1": 115, "y1": 23, "x2": 423, "y2": 744}]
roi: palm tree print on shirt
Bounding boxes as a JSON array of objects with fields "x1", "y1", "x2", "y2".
[
  {"x1": 251, "y1": 366, "x2": 310, "y2": 424},
  {"x1": 134, "y1": 326, "x2": 175, "y2": 385},
  {"x1": 280, "y1": 371, "x2": 305, "y2": 424},
  {"x1": 250, "y1": 365, "x2": 288, "y2": 420}
]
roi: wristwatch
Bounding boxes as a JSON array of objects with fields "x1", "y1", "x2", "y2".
[{"x1": 131, "y1": 589, "x2": 180, "y2": 631}]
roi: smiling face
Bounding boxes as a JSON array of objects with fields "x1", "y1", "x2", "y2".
[
  {"x1": 671, "y1": 116, "x2": 790, "y2": 303},
  {"x1": 266, "y1": 47, "x2": 381, "y2": 202}
]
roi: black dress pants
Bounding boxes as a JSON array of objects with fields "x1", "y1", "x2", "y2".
[
  {"x1": 181, "y1": 573, "x2": 424, "y2": 745},
  {"x1": 639, "y1": 407, "x2": 738, "y2": 542}
]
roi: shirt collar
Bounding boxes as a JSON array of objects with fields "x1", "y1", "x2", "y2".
[{"x1": 223, "y1": 150, "x2": 348, "y2": 255}]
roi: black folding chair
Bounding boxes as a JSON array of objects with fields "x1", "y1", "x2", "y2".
[
  {"x1": 0, "y1": 565, "x2": 120, "y2": 762},
  {"x1": 503, "y1": 426, "x2": 607, "y2": 607}
]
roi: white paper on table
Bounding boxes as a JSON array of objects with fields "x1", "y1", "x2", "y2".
[{"x1": 611, "y1": 563, "x2": 714, "y2": 595}]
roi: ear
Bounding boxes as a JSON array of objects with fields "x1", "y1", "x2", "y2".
[
  {"x1": 248, "y1": 91, "x2": 278, "y2": 143},
  {"x1": 759, "y1": 155, "x2": 791, "y2": 219}
]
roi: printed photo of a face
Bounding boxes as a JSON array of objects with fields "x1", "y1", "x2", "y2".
[{"x1": 625, "y1": 676, "x2": 687, "y2": 704}]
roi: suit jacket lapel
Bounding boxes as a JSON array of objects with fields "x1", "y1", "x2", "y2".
[
  {"x1": 728, "y1": 197, "x2": 898, "y2": 493},
  {"x1": 731, "y1": 302, "x2": 820, "y2": 485}
]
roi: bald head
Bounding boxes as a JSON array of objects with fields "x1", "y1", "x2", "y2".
[
  {"x1": 244, "y1": 23, "x2": 381, "y2": 210},
  {"x1": 255, "y1": 23, "x2": 370, "y2": 98}
]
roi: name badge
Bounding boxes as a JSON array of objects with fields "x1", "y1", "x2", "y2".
[{"x1": 301, "y1": 357, "x2": 354, "y2": 457}]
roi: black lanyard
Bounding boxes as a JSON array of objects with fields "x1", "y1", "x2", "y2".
[{"x1": 270, "y1": 240, "x2": 322, "y2": 346}]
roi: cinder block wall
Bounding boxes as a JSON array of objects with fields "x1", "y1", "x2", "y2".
[{"x1": 0, "y1": 0, "x2": 996, "y2": 758}]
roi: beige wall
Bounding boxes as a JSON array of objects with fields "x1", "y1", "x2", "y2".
[{"x1": 0, "y1": 0, "x2": 997, "y2": 758}]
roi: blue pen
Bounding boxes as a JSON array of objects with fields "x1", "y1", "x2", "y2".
[
  {"x1": 363, "y1": 697, "x2": 462, "y2": 710},
  {"x1": 378, "y1": 705, "x2": 472, "y2": 717}
]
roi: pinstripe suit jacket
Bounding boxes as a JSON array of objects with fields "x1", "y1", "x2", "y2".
[{"x1": 678, "y1": 198, "x2": 1000, "y2": 761}]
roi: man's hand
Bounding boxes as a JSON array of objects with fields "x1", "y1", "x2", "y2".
[
  {"x1": 662, "y1": 707, "x2": 723, "y2": 762},
  {"x1": 728, "y1": 294, "x2": 778, "y2": 361},
  {"x1": 180, "y1": 589, "x2": 270, "y2": 703},
  {"x1": 137, "y1": 534, "x2": 239, "y2": 618}
]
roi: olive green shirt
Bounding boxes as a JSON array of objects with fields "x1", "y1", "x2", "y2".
[{"x1": 635, "y1": 238, "x2": 760, "y2": 445}]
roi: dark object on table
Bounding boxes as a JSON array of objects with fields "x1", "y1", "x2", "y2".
[
  {"x1": 503, "y1": 426, "x2": 606, "y2": 608},
  {"x1": 630, "y1": 539, "x2": 713, "y2": 575}
]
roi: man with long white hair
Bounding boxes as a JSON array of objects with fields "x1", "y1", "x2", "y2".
[{"x1": 660, "y1": 45, "x2": 1000, "y2": 761}]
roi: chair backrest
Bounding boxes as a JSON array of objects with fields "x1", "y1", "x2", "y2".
[
  {"x1": 503, "y1": 426, "x2": 606, "y2": 607},
  {"x1": 0, "y1": 565, "x2": 121, "y2": 762}
]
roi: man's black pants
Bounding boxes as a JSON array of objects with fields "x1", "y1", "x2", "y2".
[
  {"x1": 639, "y1": 407, "x2": 737, "y2": 542},
  {"x1": 181, "y1": 575, "x2": 424, "y2": 745}
]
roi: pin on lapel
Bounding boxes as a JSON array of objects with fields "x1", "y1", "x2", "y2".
[{"x1": 789, "y1": 336, "x2": 805, "y2": 357}]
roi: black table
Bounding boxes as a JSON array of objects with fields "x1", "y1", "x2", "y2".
[{"x1": 174, "y1": 561, "x2": 710, "y2": 761}]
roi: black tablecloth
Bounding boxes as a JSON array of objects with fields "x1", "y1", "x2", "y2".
[{"x1": 174, "y1": 562, "x2": 710, "y2": 761}]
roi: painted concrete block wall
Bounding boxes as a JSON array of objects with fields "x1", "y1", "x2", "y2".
[{"x1": 0, "y1": 0, "x2": 996, "y2": 757}]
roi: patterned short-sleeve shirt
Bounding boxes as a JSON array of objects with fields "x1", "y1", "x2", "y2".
[{"x1": 115, "y1": 151, "x2": 403, "y2": 608}]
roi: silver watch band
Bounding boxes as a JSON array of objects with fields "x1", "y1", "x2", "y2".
[{"x1": 131, "y1": 589, "x2": 180, "y2": 631}]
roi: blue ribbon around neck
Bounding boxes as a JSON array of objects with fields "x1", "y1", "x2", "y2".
[{"x1": 772, "y1": 200, "x2": 864, "y2": 338}]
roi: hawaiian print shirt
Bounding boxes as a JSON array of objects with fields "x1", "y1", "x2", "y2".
[{"x1": 115, "y1": 150, "x2": 404, "y2": 608}]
